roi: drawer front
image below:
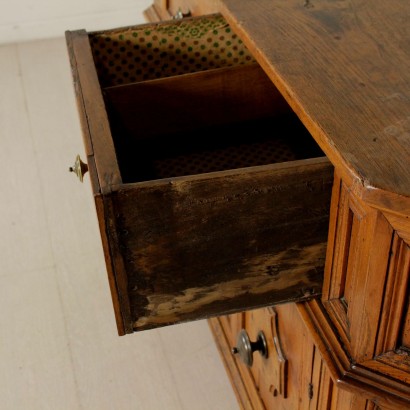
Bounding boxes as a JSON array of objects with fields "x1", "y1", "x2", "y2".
[
  {"x1": 66, "y1": 14, "x2": 333, "y2": 335},
  {"x1": 243, "y1": 305, "x2": 316, "y2": 409},
  {"x1": 211, "y1": 304, "x2": 382, "y2": 409},
  {"x1": 109, "y1": 159, "x2": 331, "y2": 333},
  {"x1": 216, "y1": 305, "x2": 317, "y2": 409}
]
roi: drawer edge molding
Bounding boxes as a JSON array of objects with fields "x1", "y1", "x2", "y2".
[
  {"x1": 297, "y1": 300, "x2": 410, "y2": 408},
  {"x1": 65, "y1": 29, "x2": 122, "y2": 195}
]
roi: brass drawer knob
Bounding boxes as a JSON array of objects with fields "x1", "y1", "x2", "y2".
[
  {"x1": 232, "y1": 329, "x2": 268, "y2": 367},
  {"x1": 69, "y1": 155, "x2": 88, "y2": 182}
]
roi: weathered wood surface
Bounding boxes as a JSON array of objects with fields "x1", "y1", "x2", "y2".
[
  {"x1": 220, "y1": 0, "x2": 410, "y2": 209},
  {"x1": 107, "y1": 158, "x2": 333, "y2": 331}
]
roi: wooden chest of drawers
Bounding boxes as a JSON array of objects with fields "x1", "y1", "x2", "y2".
[{"x1": 66, "y1": 0, "x2": 410, "y2": 408}]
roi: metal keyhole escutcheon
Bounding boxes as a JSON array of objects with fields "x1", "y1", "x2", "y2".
[{"x1": 232, "y1": 329, "x2": 268, "y2": 367}]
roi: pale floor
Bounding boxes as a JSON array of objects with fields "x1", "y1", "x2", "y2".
[{"x1": 0, "y1": 37, "x2": 239, "y2": 410}]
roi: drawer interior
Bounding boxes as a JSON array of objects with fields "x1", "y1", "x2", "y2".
[{"x1": 88, "y1": 14, "x2": 324, "y2": 184}]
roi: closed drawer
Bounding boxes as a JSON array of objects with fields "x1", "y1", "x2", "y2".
[
  {"x1": 225, "y1": 305, "x2": 318, "y2": 409},
  {"x1": 213, "y1": 305, "x2": 383, "y2": 409},
  {"x1": 215, "y1": 305, "x2": 319, "y2": 409},
  {"x1": 65, "y1": 14, "x2": 333, "y2": 335},
  {"x1": 243, "y1": 305, "x2": 317, "y2": 409}
]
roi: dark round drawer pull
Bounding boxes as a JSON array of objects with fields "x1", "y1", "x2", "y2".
[{"x1": 232, "y1": 329, "x2": 268, "y2": 367}]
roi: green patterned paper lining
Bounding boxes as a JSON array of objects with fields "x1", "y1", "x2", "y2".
[
  {"x1": 154, "y1": 138, "x2": 297, "y2": 179},
  {"x1": 90, "y1": 15, "x2": 255, "y2": 87}
]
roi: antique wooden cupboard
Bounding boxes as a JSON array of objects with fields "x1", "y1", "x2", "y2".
[{"x1": 66, "y1": 0, "x2": 410, "y2": 408}]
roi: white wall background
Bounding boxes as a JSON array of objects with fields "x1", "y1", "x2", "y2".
[{"x1": 0, "y1": 0, "x2": 153, "y2": 44}]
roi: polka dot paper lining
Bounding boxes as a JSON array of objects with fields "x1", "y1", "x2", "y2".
[
  {"x1": 90, "y1": 14, "x2": 256, "y2": 87},
  {"x1": 153, "y1": 139, "x2": 297, "y2": 178}
]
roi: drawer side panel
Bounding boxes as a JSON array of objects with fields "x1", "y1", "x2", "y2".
[
  {"x1": 66, "y1": 30, "x2": 132, "y2": 334},
  {"x1": 65, "y1": 29, "x2": 122, "y2": 194}
]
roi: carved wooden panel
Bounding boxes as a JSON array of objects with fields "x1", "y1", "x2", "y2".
[
  {"x1": 401, "y1": 298, "x2": 410, "y2": 350},
  {"x1": 245, "y1": 307, "x2": 289, "y2": 403},
  {"x1": 322, "y1": 172, "x2": 395, "y2": 361},
  {"x1": 300, "y1": 170, "x2": 410, "y2": 408},
  {"x1": 375, "y1": 233, "x2": 410, "y2": 355},
  {"x1": 240, "y1": 304, "x2": 325, "y2": 409},
  {"x1": 211, "y1": 302, "x2": 382, "y2": 409}
]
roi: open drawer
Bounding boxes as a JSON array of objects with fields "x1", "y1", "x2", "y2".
[{"x1": 66, "y1": 14, "x2": 333, "y2": 335}]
